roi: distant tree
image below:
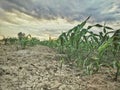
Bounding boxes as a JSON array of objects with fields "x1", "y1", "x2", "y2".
[{"x1": 18, "y1": 32, "x2": 25, "y2": 40}]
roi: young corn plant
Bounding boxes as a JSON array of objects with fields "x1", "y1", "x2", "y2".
[
  {"x1": 28, "y1": 37, "x2": 40, "y2": 46},
  {"x1": 9, "y1": 38, "x2": 18, "y2": 44},
  {"x1": 98, "y1": 29, "x2": 120, "y2": 81},
  {"x1": 20, "y1": 37, "x2": 28, "y2": 49},
  {"x1": 2, "y1": 37, "x2": 18, "y2": 45},
  {"x1": 112, "y1": 29, "x2": 120, "y2": 81},
  {"x1": 58, "y1": 16, "x2": 90, "y2": 56},
  {"x1": 47, "y1": 17, "x2": 120, "y2": 77},
  {"x1": 57, "y1": 17, "x2": 101, "y2": 75}
]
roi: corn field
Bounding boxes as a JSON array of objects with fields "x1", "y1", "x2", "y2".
[{"x1": 1, "y1": 17, "x2": 120, "y2": 81}]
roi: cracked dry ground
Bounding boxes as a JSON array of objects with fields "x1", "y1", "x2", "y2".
[{"x1": 0, "y1": 45, "x2": 120, "y2": 90}]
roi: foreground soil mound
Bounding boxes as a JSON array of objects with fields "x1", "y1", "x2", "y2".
[{"x1": 0, "y1": 45, "x2": 120, "y2": 90}]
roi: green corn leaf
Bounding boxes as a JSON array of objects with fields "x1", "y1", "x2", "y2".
[
  {"x1": 98, "y1": 38, "x2": 113, "y2": 55},
  {"x1": 58, "y1": 32, "x2": 68, "y2": 46},
  {"x1": 94, "y1": 24, "x2": 103, "y2": 27},
  {"x1": 80, "y1": 29, "x2": 88, "y2": 35},
  {"x1": 99, "y1": 32, "x2": 103, "y2": 37},
  {"x1": 103, "y1": 27, "x2": 107, "y2": 33},
  {"x1": 59, "y1": 32, "x2": 68, "y2": 41},
  {"x1": 87, "y1": 24, "x2": 103, "y2": 29},
  {"x1": 83, "y1": 36, "x2": 88, "y2": 43},
  {"x1": 105, "y1": 26, "x2": 113, "y2": 30},
  {"x1": 87, "y1": 26, "x2": 93, "y2": 29},
  {"x1": 112, "y1": 29, "x2": 120, "y2": 37},
  {"x1": 93, "y1": 36, "x2": 99, "y2": 44},
  {"x1": 78, "y1": 16, "x2": 90, "y2": 31},
  {"x1": 70, "y1": 32, "x2": 75, "y2": 46},
  {"x1": 67, "y1": 16, "x2": 90, "y2": 36},
  {"x1": 87, "y1": 24, "x2": 113, "y2": 32},
  {"x1": 67, "y1": 27, "x2": 77, "y2": 36}
]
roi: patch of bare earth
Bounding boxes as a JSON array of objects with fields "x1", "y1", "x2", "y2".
[{"x1": 0, "y1": 44, "x2": 120, "y2": 90}]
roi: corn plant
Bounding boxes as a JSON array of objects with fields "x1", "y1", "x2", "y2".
[
  {"x1": 28, "y1": 37, "x2": 40, "y2": 46},
  {"x1": 17, "y1": 32, "x2": 41, "y2": 49},
  {"x1": 98, "y1": 29, "x2": 120, "y2": 81},
  {"x1": 57, "y1": 17, "x2": 99, "y2": 71},
  {"x1": 2, "y1": 37, "x2": 18, "y2": 45},
  {"x1": 20, "y1": 37, "x2": 28, "y2": 49},
  {"x1": 38, "y1": 17, "x2": 120, "y2": 78},
  {"x1": 110, "y1": 29, "x2": 120, "y2": 81},
  {"x1": 58, "y1": 16, "x2": 90, "y2": 54}
]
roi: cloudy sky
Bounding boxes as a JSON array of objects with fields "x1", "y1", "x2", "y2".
[{"x1": 0, "y1": 0, "x2": 120, "y2": 40}]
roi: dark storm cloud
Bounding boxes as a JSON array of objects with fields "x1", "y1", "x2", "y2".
[{"x1": 0, "y1": 0, "x2": 120, "y2": 22}]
